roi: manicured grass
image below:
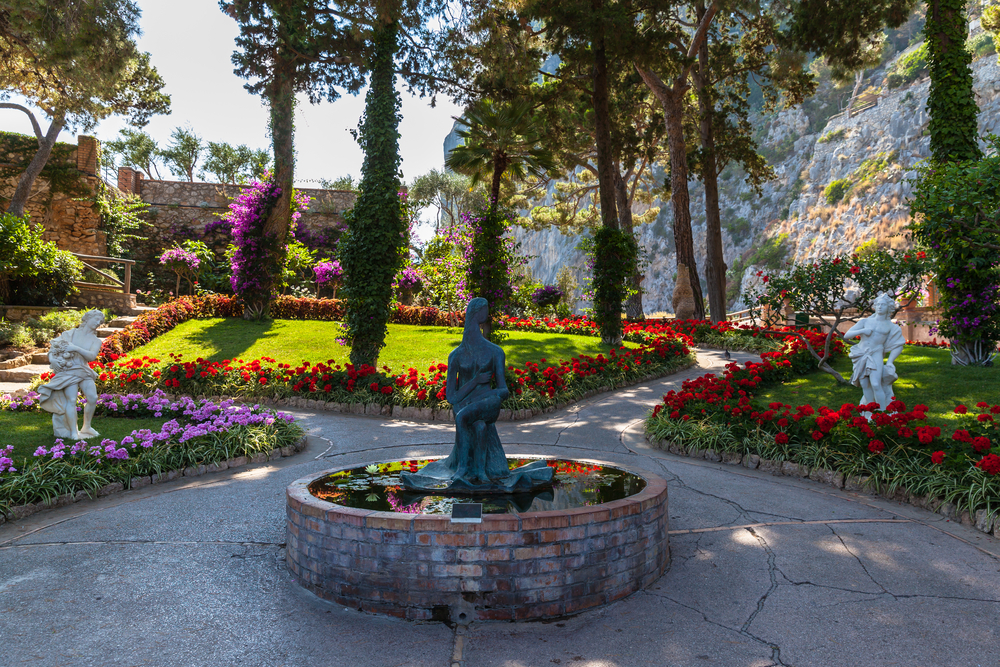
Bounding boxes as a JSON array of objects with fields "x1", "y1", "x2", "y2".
[
  {"x1": 1, "y1": 412, "x2": 167, "y2": 462},
  {"x1": 754, "y1": 346, "x2": 997, "y2": 424},
  {"x1": 121, "y1": 318, "x2": 639, "y2": 371}
]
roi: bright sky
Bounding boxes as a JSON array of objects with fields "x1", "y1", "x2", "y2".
[{"x1": 1, "y1": 0, "x2": 465, "y2": 187}]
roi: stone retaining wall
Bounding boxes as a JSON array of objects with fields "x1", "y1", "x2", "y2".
[
  {"x1": 285, "y1": 459, "x2": 669, "y2": 621},
  {"x1": 120, "y1": 172, "x2": 355, "y2": 236},
  {"x1": 0, "y1": 135, "x2": 105, "y2": 256}
]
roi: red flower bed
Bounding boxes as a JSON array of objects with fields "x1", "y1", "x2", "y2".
[
  {"x1": 93, "y1": 330, "x2": 694, "y2": 411},
  {"x1": 649, "y1": 330, "x2": 1000, "y2": 476}
]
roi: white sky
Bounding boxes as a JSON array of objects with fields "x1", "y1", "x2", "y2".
[{"x1": 0, "y1": 0, "x2": 465, "y2": 187}]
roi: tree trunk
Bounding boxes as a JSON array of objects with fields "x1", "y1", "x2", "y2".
[
  {"x1": 490, "y1": 159, "x2": 504, "y2": 208},
  {"x1": 846, "y1": 70, "x2": 864, "y2": 118},
  {"x1": 5, "y1": 113, "x2": 65, "y2": 217},
  {"x1": 615, "y1": 170, "x2": 644, "y2": 320},
  {"x1": 636, "y1": 67, "x2": 706, "y2": 321},
  {"x1": 693, "y1": 20, "x2": 726, "y2": 323},
  {"x1": 591, "y1": 10, "x2": 624, "y2": 344},
  {"x1": 264, "y1": 62, "x2": 295, "y2": 245}
]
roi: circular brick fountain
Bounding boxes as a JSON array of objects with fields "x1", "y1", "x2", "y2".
[{"x1": 285, "y1": 457, "x2": 669, "y2": 621}]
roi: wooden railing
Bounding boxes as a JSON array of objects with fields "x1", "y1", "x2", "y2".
[
  {"x1": 72, "y1": 253, "x2": 134, "y2": 294},
  {"x1": 726, "y1": 308, "x2": 754, "y2": 325}
]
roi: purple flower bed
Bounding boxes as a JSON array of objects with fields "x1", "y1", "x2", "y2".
[{"x1": 0, "y1": 390, "x2": 303, "y2": 513}]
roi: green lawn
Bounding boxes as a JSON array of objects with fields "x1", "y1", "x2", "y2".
[
  {"x1": 1, "y1": 412, "x2": 167, "y2": 462},
  {"x1": 754, "y1": 346, "x2": 997, "y2": 424},
  {"x1": 122, "y1": 319, "x2": 639, "y2": 371}
]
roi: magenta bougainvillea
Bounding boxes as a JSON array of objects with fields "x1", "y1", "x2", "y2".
[{"x1": 227, "y1": 179, "x2": 309, "y2": 319}]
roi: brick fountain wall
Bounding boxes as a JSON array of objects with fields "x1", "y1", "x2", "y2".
[{"x1": 285, "y1": 458, "x2": 669, "y2": 621}]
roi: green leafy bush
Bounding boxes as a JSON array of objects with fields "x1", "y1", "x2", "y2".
[
  {"x1": 886, "y1": 43, "x2": 928, "y2": 89},
  {"x1": 817, "y1": 128, "x2": 846, "y2": 144},
  {"x1": 967, "y1": 32, "x2": 996, "y2": 60},
  {"x1": 824, "y1": 178, "x2": 851, "y2": 205},
  {"x1": 9, "y1": 250, "x2": 83, "y2": 307}
]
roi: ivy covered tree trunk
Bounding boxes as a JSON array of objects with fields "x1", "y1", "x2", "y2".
[
  {"x1": 926, "y1": 0, "x2": 982, "y2": 164},
  {"x1": 614, "y1": 171, "x2": 644, "y2": 320},
  {"x1": 5, "y1": 113, "x2": 65, "y2": 217},
  {"x1": 591, "y1": 14, "x2": 626, "y2": 344},
  {"x1": 341, "y1": 19, "x2": 404, "y2": 367}
]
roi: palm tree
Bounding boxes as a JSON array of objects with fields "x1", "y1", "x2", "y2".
[{"x1": 445, "y1": 99, "x2": 556, "y2": 208}]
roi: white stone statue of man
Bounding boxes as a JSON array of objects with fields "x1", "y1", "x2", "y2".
[
  {"x1": 844, "y1": 293, "x2": 905, "y2": 413},
  {"x1": 38, "y1": 310, "x2": 105, "y2": 439}
]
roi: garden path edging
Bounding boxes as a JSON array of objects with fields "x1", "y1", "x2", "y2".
[
  {"x1": 0, "y1": 435, "x2": 310, "y2": 526},
  {"x1": 645, "y1": 434, "x2": 1000, "y2": 539}
]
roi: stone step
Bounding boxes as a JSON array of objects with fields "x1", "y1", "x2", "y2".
[
  {"x1": 32, "y1": 353, "x2": 49, "y2": 364},
  {"x1": 0, "y1": 364, "x2": 50, "y2": 383},
  {"x1": 127, "y1": 305, "x2": 157, "y2": 317},
  {"x1": 95, "y1": 327, "x2": 123, "y2": 339},
  {"x1": 107, "y1": 316, "x2": 137, "y2": 328},
  {"x1": 0, "y1": 381, "x2": 31, "y2": 397}
]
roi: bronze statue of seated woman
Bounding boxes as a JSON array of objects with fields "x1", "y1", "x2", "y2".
[{"x1": 401, "y1": 298, "x2": 553, "y2": 494}]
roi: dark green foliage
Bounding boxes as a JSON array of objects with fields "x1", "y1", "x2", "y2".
[
  {"x1": 8, "y1": 250, "x2": 82, "y2": 306},
  {"x1": 0, "y1": 212, "x2": 79, "y2": 305},
  {"x1": 925, "y1": 0, "x2": 982, "y2": 163},
  {"x1": 783, "y1": 0, "x2": 918, "y2": 71},
  {"x1": 886, "y1": 42, "x2": 929, "y2": 89},
  {"x1": 910, "y1": 137, "x2": 1000, "y2": 363},
  {"x1": 824, "y1": 178, "x2": 851, "y2": 204},
  {"x1": 723, "y1": 217, "x2": 750, "y2": 243},
  {"x1": 466, "y1": 204, "x2": 515, "y2": 341},
  {"x1": 967, "y1": 32, "x2": 996, "y2": 60},
  {"x1": 589, "y1": 228, "x2": 637, "y2": 345},
  {"x1": 340, "y1": 21, "x2": 405, "y2": 367},
  {"x1": 97, "y1": 192, "x2": 149, "y2": 259}
]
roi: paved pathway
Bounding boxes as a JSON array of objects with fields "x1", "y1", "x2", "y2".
[{"x1": 1, "y1": 350, "x2": 998, "y2": 667}]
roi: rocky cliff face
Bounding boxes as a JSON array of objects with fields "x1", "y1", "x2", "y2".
[{"x1": 511, "y1": 53, "x2": 1000, "y2": 315}]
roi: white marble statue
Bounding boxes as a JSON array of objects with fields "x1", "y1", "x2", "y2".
[
  {"x1": 844, "y1": 293, "x2": 905, "y2": 413},
  {"x1": 38, "y1": 310, "x2": 105, "y2": 439}
]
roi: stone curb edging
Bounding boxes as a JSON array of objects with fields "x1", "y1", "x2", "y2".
[
  {"x1": 250, "y1": 360, "x2": 698, "y2": 424},
  {"x1": 646, "y1": 435, "x2": 1000, "y2": 540},
  {"x1": 0, "y1": 436, "x2": 309, "y2": 526}
]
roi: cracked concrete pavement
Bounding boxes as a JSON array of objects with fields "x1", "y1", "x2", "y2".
[{"x1": 2, "y1": 349, "x2": 999, "y2": 667}]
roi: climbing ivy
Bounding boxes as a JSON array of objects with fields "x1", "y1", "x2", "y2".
[
  {"x1": 0, "y1": 131, "x2": 91, "y2": 206},
  {"x1": 925, "y1": 0, "x2": 982, "y2": 164},
  {"x1": 589, "y1": 227, "x2": 637, "y2": 345},
  {"x1": 340, "y1": 21, "x2": 406, "y2": 367},
  {"x1": 465, "y1": 202, "x2": 515, "y2": 342}
]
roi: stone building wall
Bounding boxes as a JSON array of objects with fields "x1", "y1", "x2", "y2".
[
  {"x1": 0, "y1": 135, "x2": 105, "y2": 256},
  {"x1": 117, "y1": 168, "x2": 356, "y2": 237}
]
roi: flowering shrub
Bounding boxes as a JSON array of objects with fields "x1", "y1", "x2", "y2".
[
  {"x1": 314, "y1": 259, "x2": 343, "y2": 285},
  {"x1": 159, "y1": 245, "x2": 201, "y2": 296},
  {"x1": 746, "y1": 249, "x2": 930, "y2": 381},
  {"x1": 910, "y1": 139, "x2": 1000, "y2": 366},
  {"x1": 159, "y1": 246, "x2": 201, "y2": 272},
  {"x1": 0, "y1": 390, "x2": 302, "y2": 515},
  {"x1": 393, "y1": 266, "x2": 424, "y2": 305},
  {"x1": 228, "y1": 179, "x2": 282, "y2": 319},
  {"x1": 531, "y1": 285, "x2": 563, "y2": 309}
]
